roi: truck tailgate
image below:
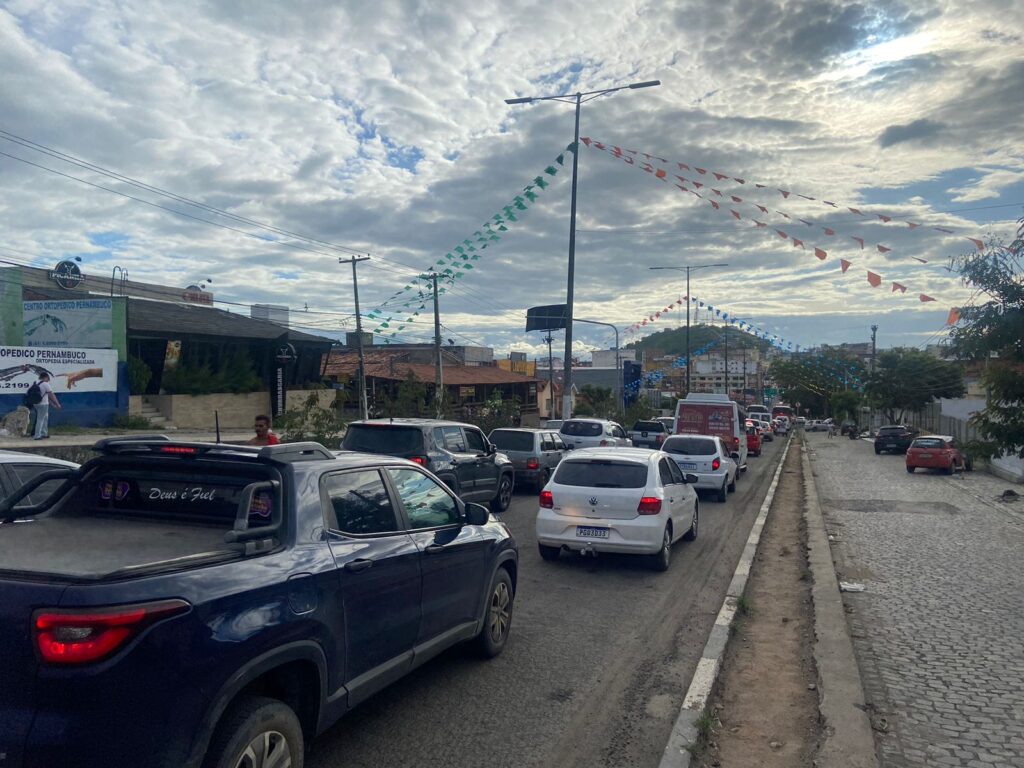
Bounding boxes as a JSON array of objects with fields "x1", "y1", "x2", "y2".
[{"x1": 0, "y1": 577, "x2": 67, "y2": 764}]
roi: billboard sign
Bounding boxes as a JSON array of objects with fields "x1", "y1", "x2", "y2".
[
  {"x1": 23, "y1": 299, "x2": 113, "y2": 348},
  {"x1": 675, "y1": 402, "x2": 736, "y2": 439},
  {"x1": 0, "y1": 346, "x2": 119, "y2": 394},
  {"x1": 526, "y1": 304, "x2": 568, "y2": 332}
]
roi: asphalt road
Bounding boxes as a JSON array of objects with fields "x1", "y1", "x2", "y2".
[{"x1": 309, "y1": 436, "x2": 789, "y2": 768}]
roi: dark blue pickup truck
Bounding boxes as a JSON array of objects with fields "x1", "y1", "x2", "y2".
[{"x1": 0, "y1": 438, "x2": 518, "y2": 768}]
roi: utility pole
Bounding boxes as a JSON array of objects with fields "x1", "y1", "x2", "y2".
[
  {"x1": 870, "y1": 324, "x2": 878, "y2": 373},
  {"x1": 339, "y1": 255, "x2": 370, "y2": 420},
  {"x1": 544, "y1": 334, "x2": 555, "y2": 419},
  {"x1": 419, "y1": 271, "x2": 444, "y2": 418},
  {"x1": 723, "y1": 321, "x2": 729, "y2": 397}
]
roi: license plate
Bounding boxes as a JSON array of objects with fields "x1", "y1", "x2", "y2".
[
  {"x1": 919, "y1": 453, "x2": 932, "y2": 458},
  {"x1": 641, "y1": 431, "x2": 649, "y2": 437},
  {"x1": 681, "y1": 462, "x2": 697, "y2": 470},
  {"x1": 576, "y1": 526, "x2": 609, "y2": 539},
  {"x1": 886, "y1": 443, "x2": 897, "y2": 448}
]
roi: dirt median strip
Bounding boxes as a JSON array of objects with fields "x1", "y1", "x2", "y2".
[{"x1": 658, "y1": 436, "x2": 793, "y2": 768}]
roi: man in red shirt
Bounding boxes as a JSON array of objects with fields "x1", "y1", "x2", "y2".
[{"x1": 248, "y1": 414, "x2": 280, "y2": 446}]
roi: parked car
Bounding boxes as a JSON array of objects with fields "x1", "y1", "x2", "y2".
[
  {"x1": 906, "y1": 435, "x2": 973, "y2": 474},
  {"x1": 661, "y1": 434, "x2": 739, "y2": 502},
  {"x1": 488, "y1": 428, "x2": 566, "y2": 491},
  {"x1": 544, "y1": 420, "x2": 564, "y2": 430},
  {"x1": 745, "y1": 422, "x2": 763, "y2": 457},
  {"x1": 558, "y1": 418, "x2": 632, "y2": 450},
  {"x1": 0, "y1": 450, "x2": 79, "y2": 511},
  {"x1": 627, "y1": 419, "x2": 670, "y2": 449},
  {"x1": 535, "y1": 447, "x2": 698, "y2": 571},
  {"x1": 342, "y1": 418, "x2": 515, "y2": 511},
  {"x1": 874, "y1": 425, "x2": 920, "y2": 454},
  {"x1": 0, "y1": 437, "x2": 518, "y2": 768}
]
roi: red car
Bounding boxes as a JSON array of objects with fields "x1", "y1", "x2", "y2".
[
  {"x1": 906, "y1": 435, "x2": 972, "y2": 474},
  {"x1": 745, "y1": 421, "x2": 762, "y2": 457}
]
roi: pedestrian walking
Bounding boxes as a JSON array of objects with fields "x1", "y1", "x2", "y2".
[
  {"x1": 828, "y1": 422, "x2": 836, "y2": 439},
  {"x1": 28, "y1": 373, "x2": 61, "y2": 440},
  {"x1": 247, "y1": 414, "x2": 281, "y2": 446}
]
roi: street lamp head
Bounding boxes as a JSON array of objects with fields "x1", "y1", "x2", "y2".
[
  {"x1": 505, "y1": 96, "x2": 534, "y2": 105},
  {"x1": 628, "y1": 80, "x2": 661, "y2": 89}
]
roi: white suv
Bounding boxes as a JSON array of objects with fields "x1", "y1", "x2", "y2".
[
  {"x1": 559, "y1": 418, "x2": 632, "y2": 450},
  {"x1": 661, "y1": 434, "x2": 738, "y2": 503},
  {"x1": 535, "y1": 448, "x2": 698, "y2": 571}
]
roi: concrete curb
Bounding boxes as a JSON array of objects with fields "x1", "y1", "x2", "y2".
[
  {"x1": 802, "y1": 444, "x2": 879, "y2": 768},
  {"x1": 658, "y1": 437, "x2": 793, "y2": 768}
]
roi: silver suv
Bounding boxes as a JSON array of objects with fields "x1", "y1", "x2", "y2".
[
  {"x1": 559, "y1": 418, "x2": 632, "y2": 450},
  {"x1": 488, "y1": 428, "x2": 566, "y2": 491}
]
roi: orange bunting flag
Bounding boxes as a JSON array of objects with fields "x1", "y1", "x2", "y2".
[
  {"x1": 754, "y1": 220, "x2": 767, "y2": 227},
  {"x1": 912, "y1": 257, "x2": 929, "y2": 264},
  {"x1": 792, "y1": 238, "x2": 804, "y2": 248},
  {"x1": 713, "y1": 172, "x2": 729, "y2": 181},
  {"x1": 946, "y1": 308, "x2": 961, "y2": 325},
  {"x1": 655, "y1": 168, "x2": 667, "y2": 180},
  {"x1": 712, "y1": 189, "x2": 723, "y2": 197},
  {"x1": 824, "y1": 228, "x2": 835, "y2": 236},
  {"x1": 814, "y1": 248, "x2": 828, "y2": 260},
  {"x1": 892, "y1": 282, "x2": 907, "y2": 293},
  {"x1": 907, "y1": 222, "x2": 920, "y2": 229},
  {"x1": 799, "y1": 218, "x2": 814, "y2": 227},
  {"x1": 877, "y1": 245, "x2": 891, "y2": 253},
  {"x1": 967, "y1": 237, "x2": 985, "y2": 251},
  {"x1": 823, "y1": 201, "x2": 838, "y2": 208},
  {"x1": 756, "y1": 204, "x2": 769, "y2": 214},
  {"x1": 776, "y1": 229, "x2": 789, "y2": 239},
  {"x1": 848, "y1": 207, "x2": 862, "y2": 215},
  {"x1": 734, "y1": 177, "x2": 745, "y2": 184},
  {"x1": 710, "y1": 200, "x2": 720, "y2": 210},
  {"x1": 877, "y1": 214, "x2": 892, "y2": 223},
  {"x1": 678, "y1": 162, "x2": 690, "y2": 171},
  {"x1": 731, "y1": 210, "x2": 742, "y2": 220},
  {"x1": 731, "y1": 195, "x2": 743, "y2": 203},
  {"x1": 780, "y1": 190, "x2": 791, "y2": 198},
  {"x1": 919, "y1": 294, "x2": 936, "y2": 302},
  {"x1": 840, "y1": 259, "x2": 852, "y2": 273},
  {"x1": 695, "y1": 167, "x2": 707, "y2": 175},
  {"x1": 867, "y1": 271, "x2": 882, "y2": 287},
  {"x1": 852, "y1": 236, "x2": 865, "y2": 249}
]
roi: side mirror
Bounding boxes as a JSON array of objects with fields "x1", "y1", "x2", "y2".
[
  {"x1": 487, "y1": 443, "x2": 497, "y2": 455},
  {"x1": 730, "y1": 452, "x2": 740, "y2": 460},
  {"x1": 684, "y1": 473, "x2": 699, "y2": 485},
  {"x1": 464, "y1": 502, "x2": 490, "y2": 526}
]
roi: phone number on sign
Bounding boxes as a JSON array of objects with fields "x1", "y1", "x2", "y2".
[{"x1": 0, "y1": 382, "x2": 30, "y2": 391}]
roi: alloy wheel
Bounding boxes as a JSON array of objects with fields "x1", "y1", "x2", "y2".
[
  {"x1": 489, "y1": 581, "x2": 511, "y2": 643},
  {"x1": 233, "y1": 730, "x2": 292, "y2": 768}
]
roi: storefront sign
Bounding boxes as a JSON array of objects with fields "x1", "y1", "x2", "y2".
[
  {"x1": 47, "y1": 260, "x2": 85, "y2": 290},
  {"x1": 23, "y1": 299, "x2": 113, "y2": 348},
  {"x1": 0, "y1": 346, "x2": 118, "y2": 394},
  {"x1": 182, "y1": 287, "x2": 214, "y2": 305}
]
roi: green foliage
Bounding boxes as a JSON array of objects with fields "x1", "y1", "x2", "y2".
[
  {"x1": 376, "y1": 372, "x2": 429, "y2": 418},
  {"x1": 627, "y1": 323, "x2": 771, "y2": 358},
  {"x1": 829, "y1": 390, "x2": 862, "y2": 422},
  {"x1": 112, "y1": 413, "x2": 153, "y2": 430},
  {"x1": 274, "y1": 392, "x2": 347, "y2": 448},
  {"x1": 463, "y1": 390, "x2": 521, "y2": 435},
  {"x1": 575, "y1": 385, "x2": 616, "y2": 420},
  {"x1": 127, "y1": 356, "x2": 152, "y2": 395},
  {"x1": 865, "y1": 348, "x2": 965, "y2": 424},
  {"x1": 160, "y1": 351, "x2": 262, "y2": 395},
  {"x1": 770, "y1": 352, "x2": 865, "y2": 417},
  {"x1": 618, "y1": 396, "x2": 655, "y2": 429},
  {"x1": 949, "y1": 217, "x2": 1024, "y2": 459}
]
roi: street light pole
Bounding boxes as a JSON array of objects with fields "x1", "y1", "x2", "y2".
[
  {"x1": 506, "y1": 78, "x2": 660, "y2": 420},
  {"x1": 649, "y1": 263, "x2": 728, "y2": 397},
  {"x1": 574, "y1": 318, "x2": 621, "y2": 411}
]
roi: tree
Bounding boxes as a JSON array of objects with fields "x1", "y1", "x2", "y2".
[
  {"x1": 463, "y1": 390, "x2": 521, "y2": 435},
  {"x1": 770, "y1": 353, "x2": 865, "y2": 417},
  {"x1": 275, "y1": 392, "x2": 347, "y2": 448},
  {"x1": 829, "y1": 389, "x2": 862, "y2": 422},
  {"x1": 948, "y1": 215, "x2": 1024, "y2": 458},
  {"x1": 575, "y1": 385, "x2": 616, "y2": 419},
  {"x1": 376, "y1": 372, "x2": 428, "y2": 418},
  {"x1": 864, "y1": 348, "x2": 965, "y2": 424}
]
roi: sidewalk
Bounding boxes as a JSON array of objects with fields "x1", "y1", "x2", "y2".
[{"x1": 806, "y1": 431, "x2": 1024, "y2": 768}]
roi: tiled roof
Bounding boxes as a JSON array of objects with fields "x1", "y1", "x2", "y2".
[{"x1": 322, "y1": 349, "x2": 539, "y2": 385}]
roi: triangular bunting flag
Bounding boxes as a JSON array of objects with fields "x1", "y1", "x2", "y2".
[
  {"x1": 946, "y1": 308, "x2": 960, "y2": 325},
  {"x1": 867, "y1": 271, "x2": 882, "y2": 287},
  {"x1": 840, "y1": 259, "x2": 852, "y2": 273},
  {"x1": 814, "y1": 248, "x2": 827, "y2": 260}
]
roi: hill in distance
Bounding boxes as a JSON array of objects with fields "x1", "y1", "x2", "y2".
[{"x1": 625, "y1": 323, "x2": 773, "y2": 358}]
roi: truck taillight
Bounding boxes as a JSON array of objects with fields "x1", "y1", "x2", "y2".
[
  {"x1": 637, "y1": 497, "x2": 662, "y2": 515},
  {"x1": 34, "y1": 599, "x2": 190, "y2": 665},
  {"x1": 526, "y1": 458, "x2": 540, "y2": 470},
  {"x1": 539, "y1": 490, "x2": 554, "y2": 508},
  {"x1": 409, "y1": 456, "x2": 427, "y2": 465},
  {"x1": 712, "y1": 458, "x2": 721, "y2": 471}
]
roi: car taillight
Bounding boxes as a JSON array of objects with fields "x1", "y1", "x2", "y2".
[
  {"x1": 526, "y1": 458, "x2": 540, "y2": 470},
  {"x1": 34, "y1": 599, "x2": 190, "y2": 665},
  {"x1": 656, "y1": 434, "x2": 666, "y2": 443},
  {"x1": 712, "y1": 458, "x2": 721, "y2": 471},
  {"x1": 409, "y1": 456, "x2": 427, "y2": 465},
  {"x1": 732, "y1": 436, "x2": 740, "y2": 448},
  {"x1": 539, "y1": 490, "x2": 554, "y2": 508},
  {"x1": 599, "y1": 439, "x2": 610, "y2": 446},
  {"x1": 160, "y1": 446, "x2": 197, "y2": 455},
  {"x1": 637, "y1": 496, "x2": 662, "y2": 515}
]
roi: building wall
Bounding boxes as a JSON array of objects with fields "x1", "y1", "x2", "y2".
[
  {"x1": 497, "y1": 358, "x2": 537, "y2": 376},
  {"x1": 144, "y1": 389, "x2": 334, "y2": 429}
]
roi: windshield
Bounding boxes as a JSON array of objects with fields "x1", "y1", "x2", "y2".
[
  {"x1": 912, "y1": 438, "x2": 944, "y2": 448},
  {"x1": 631, "y1": 421, "x2": 664, "y2": 432},
  {"x1": 560, "y1": 420, "x2": 603, "y2": 437},
  {"x1": 663, "y1": 437, "x2": 717, "y2": 456},
  {"x1": 489, "y1": 430, "x2": 534, "y2": 452},
  {"x1": 342, "y1": 425, "x2": 424, "y2": 454},
  {"x1": 554, "y1": 460, "x2": 648, "y2": 488}
]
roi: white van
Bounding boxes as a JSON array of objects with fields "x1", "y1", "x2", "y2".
[{"x1": 674, "y1": 393, "x2": 748, "y2": 471}]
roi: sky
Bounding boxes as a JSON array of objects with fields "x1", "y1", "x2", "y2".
[{"x1": 1, "y1": 0, "x2": 1022, "y2": 360}]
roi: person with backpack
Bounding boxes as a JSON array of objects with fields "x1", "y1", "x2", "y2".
[{"x1": 25, "y1": 372, "x2": 61, "y2": 439}]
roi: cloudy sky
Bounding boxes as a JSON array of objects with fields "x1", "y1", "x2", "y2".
[{"x1": 1, "y1": 0, "x2": 1022, "y2": 359}]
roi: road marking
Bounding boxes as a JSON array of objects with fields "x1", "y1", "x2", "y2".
[{"x1": 658, "y1": 436, "x2": 793, "y2": 768}]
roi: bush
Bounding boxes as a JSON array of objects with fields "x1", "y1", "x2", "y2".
[
  {"x1": 275, "y1": 392, "x2": 347, "y2": 448},
  {"x1": 160, "y1": 353, "x2": 262, "y2": 395},
  {"x1": 112, "y1": 413, "x2": 153, "y2": 430},
  {"x1": 127, "y1": 356, "x2": 152, "y2": 395}
]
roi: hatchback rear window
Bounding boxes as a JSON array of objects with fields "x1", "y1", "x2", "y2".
[
  {"x1": 663, "y1": 437, "x2": 717, "y2": 456},
  {"x1": 342, "y1": 425, "x2": 424, "y2": 454},
  {"x1": 560, "y1": 420, "x2": 603, "y2": 437},
  {"x1": 489, "y1": 430, "x2": 534, "y2": 452},
  {"x1": 912, "y1": 438, "x2": 944, "y2": 448},
  {"x1": 554, "y1": 460, "x2": 648, "y2": 488},
  {"x1": 877, "y1": 427, "x2": 906, "y2": 435},
  {"x1": 631, "y1": 421, "x2": 664, "y2": 432}
]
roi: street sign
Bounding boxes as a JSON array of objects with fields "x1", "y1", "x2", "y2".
[{"x1": 526, "y1": 304, "x2": 568, "y2": 332}]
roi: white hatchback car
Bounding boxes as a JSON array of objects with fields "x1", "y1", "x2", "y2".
[
  {"x1": 661, "y1": 434, "x2": 738, "y2": 503},
  {"x1": 0, "y1": 450, "x2": 79, "y2": 513},
  {"x1": 558, "y1": 418, "x2": 632, "y2": 450},
  {"x1": 535, "y1": 448, "x2": 698, "y2": 571}
]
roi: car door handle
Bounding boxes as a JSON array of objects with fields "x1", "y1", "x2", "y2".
[
  {"x1": 344, "y1": 559, "x2": 373, "y2": 573},
  {"x1": 424, "y1": 544, "x2": 446, "y2": 554}
]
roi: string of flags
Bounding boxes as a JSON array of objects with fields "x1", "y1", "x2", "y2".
[
  {"x1": 580, "y1": 137, "x2": 975, "y2": 313},
  {"x1": 364, "y1": 144, "x2": 574, "y2": 341}
]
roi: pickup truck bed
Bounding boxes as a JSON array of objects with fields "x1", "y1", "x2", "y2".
[{"x1": 0, "y1": 516, "x2": 242, "y2": 581}]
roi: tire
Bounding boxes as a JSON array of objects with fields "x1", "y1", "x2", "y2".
[
  {"x1": 535, "y1": 468, "x2": 550, "y2": 493},
  {"x1": 491, "y1": 474, "x2": 513, "y2": 512},
  {"x1": 538, "y1": 543, "x2": 560, "y2": 562},
  {"x1": 716, "y1": 480, "x2": 728, "y2": 503},
  {"x1": 874, "y1": 447, "x2": 882, "y2": 455},
  {"x1": 204, "y1": 695, "x2": 304, "y2": 768},
  {"x1": 649, "y1": 525, "x2": 672, "y2": 571},
  {"x1": 472, "y1": 568, "x2": 514, "y2": 658},
  {"x1": 965, "y1": 458, "x2": 973, "y2": 472},
  {"x1": 906, "y1": 465, "x2": 915, "y2": 473},
  {"x1": 727, "y1": 472, "x2": 736, "y2": 493},
  {"x1": 945, "y1": 463, "x2": 955, "y2": 475},
  {"x1": 683, "y1": 503, "x2": 699, "y2": 541}
]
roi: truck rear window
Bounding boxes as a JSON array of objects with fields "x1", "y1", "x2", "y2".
[
  {"x1": 560, "y1": 421, "x2": 603, "y2": 437},
  {"x1": 342, "y1": 425, "x2": 424, "y2": 454},
  {"x1": 489, "y1": 430, "x2": 534, "y2": 452},
  {"x1": 554, "y1": 460, "x2": 647, "y2": 488},
  {"x1": 663, "y1": 437, "x2": 717, "y2": 456},
  {"x1": 631, "y1": 421, "x2": 665, "y2": 432}
]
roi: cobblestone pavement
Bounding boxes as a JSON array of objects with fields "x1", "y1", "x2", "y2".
[{"x1": 807, "y1": 432, "x2": 1024, "y2": 768}]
